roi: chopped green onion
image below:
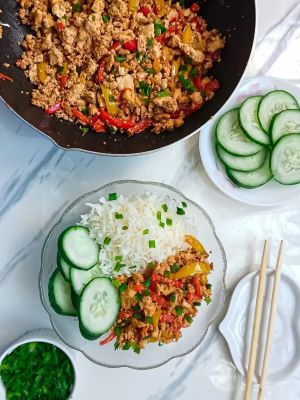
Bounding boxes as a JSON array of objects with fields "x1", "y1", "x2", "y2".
[
  {"x1": 81, "y1": 107, "x2": 88, "y2": 116},
  {"x1": 114, "y1": 262, "x2": 125, "y2": 272},
  {"x1": 159, "y1": 221, "x2": 165, "y2": 228},
  {"x1": 182, "y1": 201, "x2": 187, "y2": 208},
  {"x1": 205, "y1": 297, "x2": 212, "y2": 305},
  {"x1": 141, "y1": 55, "x2": 148, "y2": 64},
  {"x1": 161, "y1": 204, "x2": 168, "y2": 212},
  {"x1": 144, "y1": 277, "x2": 151, "y2": 288},
  {"x1": 176, "y1": 207, "x2": 185, "y2": 215},
  {"x1": 73, "y1": 3, "x2": 83, "y2": 12},
  {"x1": 57, "y1": 65, "x2": 64, "y2": 74},
  {"x1": 178, "y1": 72, "x2": 195, "y2": 94},
  {"x1": 122, "y1": 225, "x2": 128, "y2": 230},
  {"x1": 139, "y1": 81, "x2": 152, "y2": 97},
  {"x1": 133, "y1": 313, "x2": 143, "y2": 320},
  {"x1": 133, "y1": 344, "x2": 141, "y2": 354},
  {"x1": 175, "y1": 306, "x2": 184, "y2": 316},
  {"x1": 157, "y1": 90, "x2": 171, "y2": 98},
  {"x1": 136, "y1": 51, "x2": 142, "y2": 61},
  {"x1": 149, "y1": 240, "x2": 156, "y2": 248},
  {"x1": 62, "y1": 15, "x2": 67, "y2": 20},
  {"x1": 143, "y1": 289, "x2": 151, "y2": 296},
  {"x1": 190, "y1": 66, "x2": 199, "y2": 78},
  {"x1": 157, "y1": 211, "x2": 162, "y2": 220},
  {"x1": 133, "y1": 303, "x2": 141, "y2": 311},
  {"x1": 184, "y1": 56, "x2": 192, "y2": 65},
  {"x1": 114, "y1": 342, "x2": 120, "y2": 350},
  {"x1": 171, "y1": 263, "x2": 180, "y2": 273},
  {"x1": 135, "y1": 293, "x2": 143, "y2": 302},
  {"x1": 147, "y1": 37, "x2": 154, "y2": 48},
  {"x1": 163, "y1": 271, "x2": 171, "y2": 278},
  {"x1": 119, "y1": 282, "x2": 127, "y2": 293},
  {"x1": 145, "y1": 316, "x2": 153, "y2": 324},
  {"x1": 109, "y1": 94, "x2": 116, "y2": 102},
  {"x1": 166, "y1": 218, "x2": 172, "y2": 226},
  {"x1": 154, "y1": 20, "x2": 166, "y2": 36},
  {"x1": 115, "y1": 55, "x2": 127, "y2": 62},
  {"x1": 102, "y1": 14, "x2": 110, "y2": 22},
  {"x1": 108, "y1": 192, "x2": 117, "y2": 201},
  {"x1": 80, "y1": 126, "x2": 89, "y2": 135},
  {"x1": 143, "y1": 229, "x2": 149, "y2": 235},
  {"x1": 111, "y1": 279, "x2": 119, "y2": 288},
  {"x1": 148, "y1": 261, "x2": 155, "y2": 268},
  {"x1": 184, "y1": 315, "x2": 193, "y2": 324},
  {"x1": 180, "y1": 65, "x2": 189, "y2": 72},
  {"x1": 146, "y1": 67, "x2": 155, "y2": 74},
  {"x1": 122, "y1": 343, "x2": 131, "y2": 350},
  {"x1": 194, "y1": 302, "x2": 201, "y2": 306},
  {"x1": 115, "y1": 255, "x2": 122, "y2": 261},
  {"x1": 206, "y1": 283, "x2": 212, "y2": 289},
  {"x1": 114, "y1": 212, "x2": 123, "y2": 219},
  {"x1": 103, "y1": 236, "x2": 111, "y2": 245},
  {"x1": 114, "y1": 324, "x2": 122, "y2": 336},
  {"x1": 169, "y1": 293, "x2": 176, "y2": 302}
]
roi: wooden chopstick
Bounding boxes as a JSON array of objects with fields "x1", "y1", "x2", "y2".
[
  {"x1": 257, "y1": 241, "x2": 284, "y2": 400},
  {"x1": 244, "y1": 240, "x2": 269, "y2": 400}
]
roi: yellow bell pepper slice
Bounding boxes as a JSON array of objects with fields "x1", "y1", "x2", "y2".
[
  {"x1": 199, "y1": 273, "x2": 208, "y2": 286},
  {"x1": 101, "y1": 85, "x2": 119, "y2": 117},
  {"x1": 152, "y1": 309, "x2": 161, "y2": 326},
  {"x1": 128, "y1": 0, "x2": 139, "y2": 12},
  {"x1": 185, "y1": 235, "x2": 206, "y2": 254},
  {"x1": 171, "y1": 59, "x2": 180, "y2": 77},
  {"x1": 170, "y1": 261, "x2": 210, "y2": 279},
  {"x1": 154, "y1": 0, "x2": 166, "y2": 16},
  {"x1": 37, "y1": 62, "x2": 48, "y2": 84},
  {"x1": 61, "y1": 62, "x2": 68, "y2": 76},
  {"x1": 153, "y1": 58, "x2": 161, "y2": 73},
  {"x1": 182, "y1": 24, "x2": 193, "y2": 45}
]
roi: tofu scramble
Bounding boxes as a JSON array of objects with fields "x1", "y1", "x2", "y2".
[
  {"x1": 16, "y1": 0, "x2": 225, "y2": 135},
  {"x1": 100, "y1": 235, "x2": 213, "y2": 352}
]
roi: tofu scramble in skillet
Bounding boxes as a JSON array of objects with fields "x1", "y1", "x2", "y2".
[{"x1": 16, "y1": 0, "x2": 224, "y2": 135}]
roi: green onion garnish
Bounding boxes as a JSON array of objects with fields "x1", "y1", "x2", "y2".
[
  {"x1": 136, "y1": 51, "x2": 142, "y2": 61},
  {"x1": 145, "y1": 67, "x2": 155, "y2": 74},
  {"x1": 184, "y1": 315, "x2": 193, "y2": 324},
  {"x1": 81, "y1": 107, "x2": 88, "y2": 116},
  {"x1": 176, "y1": 207, "x2": 185, "y2": 215},
  {"x1": 194, "y1": 302, "x2": 201, "y2": 306},
  {"x1": 139, "y1": 81, "x2": 152, "y2": 97},
  {"x1": 108, "y1": 192, "x2": 117, "y2": 201},
  {"x1": 115, "y1": 55, "x2": 126, "y2": 62},
  {"x1": 133, "y1": 313, "x2": 143, "y2": 320},
  {"x1": 133, "y1": 345, "x2": 141, "y2": 354},
  {"x1": 166, "y1": 218, "x2": 172, "y2": 226},
  {"x1": 114, "y1": 262, "x2": 125, "y2": 272},
  {"x1": 145, "y1": 316, "x2": 153, "y2": 324},
  {"x1": 205, "y1": 297, "x2": 212, "y2": 305},
  {"x1": 114, "y1": 342, "x2": 119, "y2": 350},
  {"x1": 147, "y1": 37, "x2": 154, "y2": 48},
  {"x1": 159, "y1": 221, "x2": 165, "y2": 228},
  {"x1": 154, "y1": 20, "x2": 166, "y2": 36},
  {"x1": 149, "y1": 240, "x2": 156, "y2": 248},
  {"x1": 161, "y1": 204, "x2": 168, "y2": 212},
  {"x1": 143, "y1": 289, "x2": 151, "y2": 296},
  {"x1": 115, "y1": 255, "x2": 122, "y2": 261},
  {"x1": 114, "y1": 212, "x2": 123, "y2": 219},
  {"x1": 148, "y1": 261, "x2": 155, "y2": 268},
  {"x1": 171, "y1": 263, "x2": 180, "y2": 273},
  {"x1": 178, "y1": 72, "x2": 195, "y2": 94},
  {"x1": 119, "y1": 282, "x2": 127, "y2": 293},
  {"x1": 175, "y1": 306, "x2": 184, "y2": 316},
  {"x1": 182, "y1": 201, "x2": 187, "y2": 208},
  {"x1": 157, "y1": 90, "x2": 171, "y2": 98},
  {"x1": 157, "y1": 211, "x2": 161, "y2": 220},
  {"x1": 122, "y1": 343, "x2": 131, "y2": 350},
  {"x1": 103, "y1": 236, "x2": 111, "y2": 245},
  {"x1": 190, "y1": 66, "x2": 199, "y2": 78},
  {"x1": 111, "y1": 279, "x2": 119, "y2": 288},
  {"x1": 163, "y1": 271, "x2": 171, "y2": 278},
  {"x1": 73, "y1": 3, "x2": 83, "y2": 12},
  {"x1": 206, "y1": 283, "x2": 212, "y2": 289},
  {"x1": 102, "y1": 14, "x2": 110, "y2": 22},
  {"x1": 122, "y1": 225, "x2": 128, "y2": 230},
  {"x1": 80, "y1": 126, "x2": 89, "y2": 135},
  {"x1": 143, "y1": 229, "x2": 149, "y2": 235},
  {"x1": 114, "y1": 324, "x2": 122, "y2": 336},
  {"x1": 135, "y1": 293, "x2": 143, "y2": 302},
  {"x1": 169, "y1": 293, "x2": 176, "y2": 303},
  {"x1": 109, "y1": 94, "x2": 116, "y2": 102},
  {"x1": 144, "y1": 277, "x2": 151, "y2": 288}
]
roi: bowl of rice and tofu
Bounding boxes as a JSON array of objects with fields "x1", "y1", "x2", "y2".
[{"x1": 40, "y1": 180, "x2": 226, "y2": 368}]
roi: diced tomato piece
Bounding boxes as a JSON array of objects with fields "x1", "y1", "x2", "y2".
[
  {"x1": 123, "y1": 39, "x2": 138, "y2": 52},
  {"x1": 45, "y1": 101, "x2": 62, "y2": 115},
  {"x1": 186, "y1": 293, "x2": 200, "y2": 303},
  {"x1": 57, "y1": 22, "x2": 65, "y2": 31},
  {"x1": 71, "y1": 108, "x2": 90, "y2": 124},
  {"x1": 111, "y1": 41, "x2": 121, "y2": 50},
  {"x1": 59, "y1": 75, "x2": 68, "y2": 88},
  {"x1": 127, "y1": 119, "x2": 152, "y2": 135},
  {"x1": 139, "y1": 5, "x2": 151, "y2": 16},
  {"x1": 190, "y1": 3, "x2": 200, "y2": 13},
  {"x1": 99, "y1": 332, "x2": 116, "y2": 345},
  {"x1": 160, "y1": 314, "x2": 176, "y2": 323},
  {"x1": 134, "y1": 283, "x2": 144, "y2": 293}
]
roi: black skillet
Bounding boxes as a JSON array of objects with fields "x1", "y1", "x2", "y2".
[{"x1": 0, "y1": 0, "x2": 256, "y2": 156}]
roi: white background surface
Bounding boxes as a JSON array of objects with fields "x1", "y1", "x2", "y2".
[{"x1": 1, "y1": 0, "x2": 300, "y2": 399}]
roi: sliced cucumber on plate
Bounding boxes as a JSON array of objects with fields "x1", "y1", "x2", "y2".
[
  {"x1": 258, "y1": 90, "x2": 299, "y2": 133},
  {"x1": 70, "y1": 263, "x2": 104, "y2": 296},
  {"x1": 270, "y1": 109, "x2": 300, "y2": 144},
  {"x1": 79, "y1": 278, "x2": 120, "y2": 340},
  {"x1": 57, "y1": 251, "x2": 71, "y2": 281},
  {"x1": 48, "y1": 269, "x2": 77, "y2": 316},
  {"x1": 216, "y1": 144, "x2": 267, "y2": 172},
  {"x1": 58, "y1": 226, "x2": 99, "y2": 270},
  {"x1": 226, "y1": 153, "x2": 273, "y2": 189},
  {"x1": 271, "y1": 133, "x2": 300, "y2": 185},
  {"x1": 216, "y1": 108, "x2": 263, "y2": 156},
  {"x1": 239, "y1": 96, "x2": 270, "y2": 146}
]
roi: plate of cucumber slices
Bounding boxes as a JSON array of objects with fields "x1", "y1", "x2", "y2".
[{"x1": 199, "y1": 77, "x2": 300, "y2": 206}]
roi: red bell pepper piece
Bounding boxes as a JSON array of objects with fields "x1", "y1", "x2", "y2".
[
  {"x1": 127, "y1": 119, "x2": 152, "y2": 135},
  {"x1": 167, "y1": 25, "x2": 178, "y2": 34},
  {"x1": 134, "y1": 283, "x2": 144, "y2": 293},
  {"x1": 155, "y1": 34, "x2": 167, "y2": 44},
  {"x1": 193, "y1": 76, "x2": 203, "y2": 91},
  {"x1": 151, "y1": 292, "x2": 168, "y2": 309},
  {"x1": 92, "y1": 119, "x2": 106, "y2": 133},
  {"x1": 190, "y1": 3, "x2": 200, "y2": 13},
  {"x1": 169, "y1": 111, "x2": 180, "y2": 119},
  {"x1": 139, "y1": 5, "x2": 151, "y2": 16},
  {"x1": 97, "y1": 57, "x2": 106, "y2": 83},
  {"x1": 99, "y1": 332, "x2": 116, "y2": 345},
  {"x1": 57, "y1": 22, "x2": 65, "y2": 31},
  {"x1": 160, "y1": 314, "x2": 176, "y2": 323},
  {"x1": 99, "y1": 110, "x2": 135, "y2": 129},
  {"x1": 111, "y1": 41, "x2": 121, "y2": 50},
  {"x1": 205, "y1": 79, "x2": 220, "y2": 92},
  {"x1": 71, "y1": 108, "x2": 90, "y2": 124},
  {"x1": 45, "y1": 101, "x2": 62, "y2": 115},
  {"x1": 192, "y1": 276, "x2": 202, "y2": 298},
  {"x1": 123, "y1": 39, "x2": 137, "y2": 52},
  {"x1": 170, "y1": 279, "x2": 184, "y2": 289},
  {"x1": 0, "y1": 72, "x2": 13, "y2": 82},
  {"x1": 59, "y1": 75, "x2": 68, "y2": 88},
  {"x1": 186, "y1": 293, "x2": 200, "y2": 303}
]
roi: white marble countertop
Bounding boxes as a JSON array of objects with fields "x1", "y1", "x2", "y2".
[{"x1": 1, "y1": 0, "x2": 300, "y2": 399}]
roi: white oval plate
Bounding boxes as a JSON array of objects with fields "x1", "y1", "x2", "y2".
[
  {"x1": 219, "y1": 270, "x2": 300, "y2": 381},
  {"x1": 199, "y1": 76, "x2": 300, "y2": 207}
]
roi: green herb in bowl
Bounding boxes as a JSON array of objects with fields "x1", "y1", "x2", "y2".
[{"x1": 0, "y1": 342, "x2": 74, "y2": 400}]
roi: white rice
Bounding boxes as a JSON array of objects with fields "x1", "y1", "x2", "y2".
[{"x1": 80, "y1": 192, "x2": 193, "y2": 276}]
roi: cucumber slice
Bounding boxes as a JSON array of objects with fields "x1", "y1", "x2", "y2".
[
  {"x1": 57, "y1": 251, "x2": 71, "y2": 281},
  {"x1": 216, "y1": 144, "x2": 267, "y2": 172},
  {"x1": 271, "y1": 133, "x2": 300, "y2": 185},
  {"x1": 226, "y1": 152, "x2": 272, "y2": 189},
  {"x1": 216, "y1": 109, "x2": 262, "y2": 156},
  {"x1": 270, "y1": 109, "x2": 300, "y2": 144},
  {"x1": 58, "y1": 226, "x2": 99, "y2": 270},
  {"x1": 70, "y1": 264, "x2": 104, "y2": 296},
  {"x1": 48, "y1": 269, "x2": 77, "y2": 316},
  {"x1": 79, "y1": 278, "x2": 120, "y2": 340},
  {"x1": 258, "y1": 90, "x2": 299, "y2": 133},
  {"x1": 239, "y1": 96, "x2": 270, "y2": 146}
]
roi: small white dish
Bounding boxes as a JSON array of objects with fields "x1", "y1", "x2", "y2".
[
  {"x1": 0, "y1": 329, "x2": 78, "y2": 399},
  {"x1": 199, "y1": 76, "x2": 300, "y2": 207},
  {"x1": 219, "y1": 270, "x2": 300, "y2": 381}
]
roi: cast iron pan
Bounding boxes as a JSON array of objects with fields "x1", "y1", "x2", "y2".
[{"x1": 0, "y1": 0, "x2": 255, "y2": 156}]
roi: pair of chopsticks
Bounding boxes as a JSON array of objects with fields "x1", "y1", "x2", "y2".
[{"x1": 244, "y1": 240, "x2": 284, "y2": 400}]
